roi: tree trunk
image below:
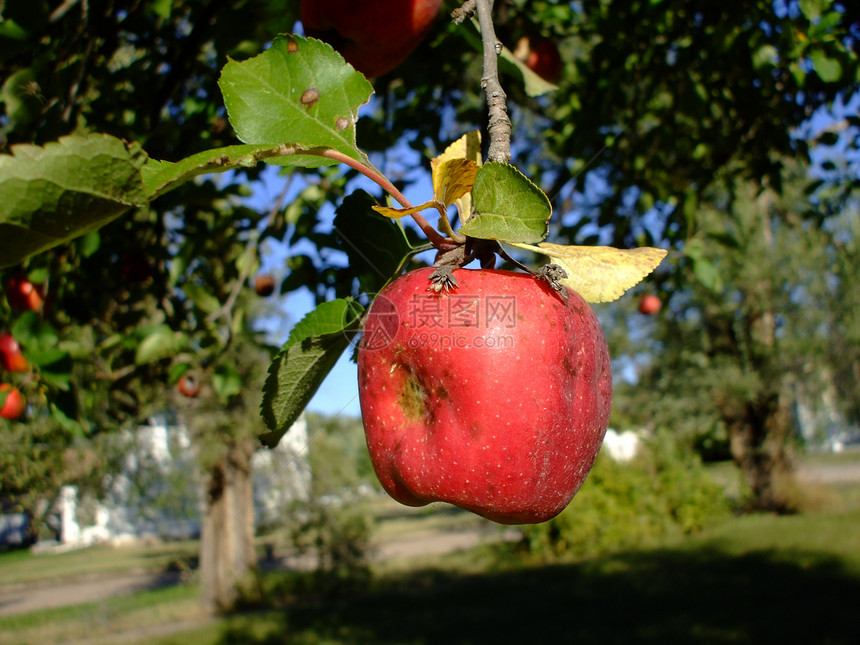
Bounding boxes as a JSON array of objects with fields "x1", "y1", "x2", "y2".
[
  {"x1": 726, "y1": 391, "x2": 796, "y2": 513},
  {"x1": 724, "y1": 188, "x2": 798, "y2": 513},
  {"x1": 199, "y1": 436, "x2": 257, "y2": 613}
]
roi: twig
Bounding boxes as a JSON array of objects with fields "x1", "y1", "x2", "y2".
[
  {"x1": 452, "y1": 0, "x2": 477, "y2": 24},
  {"x1": 474, "y1": 0, "x2": 511, "y2": 163}
]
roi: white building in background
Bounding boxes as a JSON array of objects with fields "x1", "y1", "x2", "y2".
[
  {"x1": 252, "y1": 414, "x2": 312, "y2": 527},
  {"x1": 601, "y1": 429, "x2": 642, "y2": 462},
  {"x1": 53, "y1": 414, "x2": 311, "y2": 550}
]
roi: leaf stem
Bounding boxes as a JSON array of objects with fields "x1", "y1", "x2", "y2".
[{"x1": 309, "y1": 148, "x2": 454, "y2": 250}]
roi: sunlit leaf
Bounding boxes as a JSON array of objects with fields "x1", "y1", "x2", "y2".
[
  {"x1": 373, "y1": 200, "x2": 437, "y2": 220},
  {"x1": 513, "y1": 242, "x2": 668, "y2": 303},
  {"x1": 430, "y1": 131, "x2": 482, "y2": 222},
  {"x1": 460, "y1": 162, "x2": 551, "y2": 243},
  {"x1": 219, "y1": 35, "x2": 374, "y2": 167},
  {"x1": 432, "y1": 158, "x2": 478, "y2": 207}
]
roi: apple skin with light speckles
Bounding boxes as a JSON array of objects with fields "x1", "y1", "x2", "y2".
[{"x1": 357, "y1": 267, "x2": 612, "y2": 524}]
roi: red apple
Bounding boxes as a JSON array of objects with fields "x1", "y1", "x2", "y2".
[
  {"x1": 357, "y1": 268, "x2": 612, "y2": 524},
  {"x1": 300, "y1": 0, "x2": 443, "y2": 79},
  {"x1": 177, "y1": 373, "x2": 200, "y2": 398},
  {"x1": 6, "y1": 274, "x2": 45, "y2": 312},
  {"x1": 254, "y1": 274, "x2": 276, "y2": 297},
  {"x1": 0, "y1": 384, "x2": 25, "y2": 420},
  {"x1": 0, "y1": 332, "x2": 28, "y2": 373},
  {"x1": 638, "y1": 293, "x2": 662, "y2": 315},
  {"x1": 514, "y1": 35, "x2": 563, "y2": 84}
]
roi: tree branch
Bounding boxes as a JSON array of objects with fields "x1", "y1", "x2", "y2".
[{"x1": 474, "y1": 0, "x2": 511, "y2": 164}]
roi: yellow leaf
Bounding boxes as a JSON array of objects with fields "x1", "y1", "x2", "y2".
[
  {"x1": 430, "y1": 130, "x2": 482, "y2": 171},
  {"x1": 433, "y1": 158, "x2": 478, "y2": 207},
  {"x1": 430, "y1": 131, "x2": 482, "y2": 223},
  {"x1": 512, "y1": 242, "x2": 668, "y2": 303},
  {"x1": 372, "y1": 200, "x2": 438, "y2": 219}
]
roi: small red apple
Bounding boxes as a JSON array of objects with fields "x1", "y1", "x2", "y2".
[
  {"x1": 0, "y1": 332, "x2": 28, "y2": 373},
  {"x1": 357, "y1": 268, "x2": 612, "y2": 524},
  {"x1": 6, "y1": 274, "x2": 45, "y2": 312},
  {"x1": 0, "y1": 384, "x2": 25, "y2": 420},
  {"x1": 254, "y1": 274, "x2": 276, "y2": 297},
  {"x1": 300, "y1": 0, "x2": 443, "y2": 78},
  {"x1": 177, "y1": 373, "x2": 200, "y2": 398},
  {"x1": 514, "y1": 35, "x2": 564, "y2": 84},
  {"x1": 638, "y1": 293, "x2": 662, "y2": 315}
]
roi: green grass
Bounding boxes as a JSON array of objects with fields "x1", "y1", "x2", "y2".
[
  {"x1": 3, "y1": 460, "x2": 859, "y2": 645},
  {"x1": 0, "y1": 540, "x2": 199, "y2": 586},
  {"x1": 0, "y1": 584, "x2": 201, "y2": 645},
  {"x1": 143, "y1": 500, "x2": 860, "y2": 645}
]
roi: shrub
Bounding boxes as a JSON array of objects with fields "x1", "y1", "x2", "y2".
[
  {"x1": 287, "y1": 499, "x2": 374, "y2": 594},
  {"x1": 515, "y1": 430, "x2": 731, "y2": 560}
]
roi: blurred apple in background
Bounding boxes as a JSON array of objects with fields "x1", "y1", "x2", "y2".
[
  {"x1": 300, "y1": 0, "x2": 444, "y2": 78},
  {"x1": 0, "y1": 332, "x2": 28, "y2": 373},
  {"x1": 6, "y1": 274, "x2": 45, "y2": 312},
  {"x1": 638, "y1": 293, "x2": 663, "y2": 315},
  {"x1": 254, "y1": 274, "x2": 276, "y2": 297},
  {"x1": 0, "y1": 384, "x2": 25, "y2": 420},
  {"x1": 514, "y1": 35, "x2": 563, "y2": 84}
]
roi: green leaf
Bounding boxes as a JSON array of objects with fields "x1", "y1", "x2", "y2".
[
  {"x1": 213, "y1": 363, "x2": 243, "y2": 404},
  {"x1": 460, "y1": 162, "x2": 551, "y2": 243},
  {"x1": 219, "y1": 35, "x2": 374, "y2": 167},
  {"x1": 143, "y1": 144, "x2": 299, "y2": 200},
  {"x1": 752, "y1": 45, "x2": 778, "y2": 70},
  {"x1": 334, "y1": 190, "x2": 416, "y2": 294},
  {"x1": 2, "y1": 68, "x2": 42, "y2": 126},
  {"x1": 168, "y1": 362, "x2": 192, "y2": 385},
  {"x1": 135, "y1": 325, "x2": 188, "y2": 365},
  {"x1": 183, "y1": 282, "x2": 222, "y2": 315},
  {"x1": 685, "y1": 239, "x2": 723, "y2": 292},
  {"x1": 809, "y1": 50, "x2": 842, "y2": 82},
  {"x1": 259, "y1": 298, "x2": 364, "y2": 448},
  {"x1": 0, "y1": 134, "x2": 148, "y2": 268}
]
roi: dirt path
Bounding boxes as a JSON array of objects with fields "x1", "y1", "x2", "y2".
[
  {"x1": 0, "y1": 570, "x2": 183, "y2": 618},
  {"x1": 796, "y1": 460, "x2": 860, "y2": 484},
  {"x1": 0, "y1": 527, "x2": 504, "y2": 619}
]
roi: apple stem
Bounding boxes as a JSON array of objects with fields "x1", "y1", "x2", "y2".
[{"x1": 474, "y1": 0, "x2": 511, "y2": 164}]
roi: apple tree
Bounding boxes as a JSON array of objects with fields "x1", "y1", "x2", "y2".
[{"x1": 1, "y1": 0, "x2": 858, "y2": 609}]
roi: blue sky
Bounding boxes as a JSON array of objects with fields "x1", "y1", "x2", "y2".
[{"x1": 248, "y1": 91, "x2": 859, "y2": 421}]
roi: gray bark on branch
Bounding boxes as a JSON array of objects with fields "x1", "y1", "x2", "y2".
[{"x1": 474, "y1": 0, "x2": 511, "y2": 164}]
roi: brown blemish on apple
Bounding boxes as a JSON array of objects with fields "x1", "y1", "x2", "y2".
[
  {"x1": 562, "y1": 355, "x2": 576, "y2": 376},
  {"x1": 398, "y1": 364, "x2": 433, "y2": 423}
]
